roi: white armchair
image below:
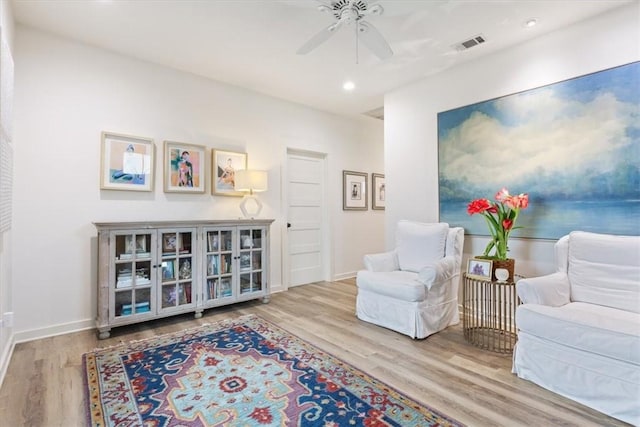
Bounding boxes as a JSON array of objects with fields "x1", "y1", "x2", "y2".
[
  {"x1": 356, "y1": 221, "x2": 464, "y2": 339},
  {"x1": 513, "y1": 231, "x2": 640, "y2": 425}
]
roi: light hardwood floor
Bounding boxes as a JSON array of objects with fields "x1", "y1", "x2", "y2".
[{"x1": 0, "y1": 279, "x2": 629, "y2": 426}]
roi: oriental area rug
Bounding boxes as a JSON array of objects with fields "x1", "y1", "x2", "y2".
[{"x1": 83, "y1": 314, "x2": 463, "y2": 426}]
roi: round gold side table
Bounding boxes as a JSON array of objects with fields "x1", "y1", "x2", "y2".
[{"x1": 462, "y1": 273, "x2": 522, "y2": 353}]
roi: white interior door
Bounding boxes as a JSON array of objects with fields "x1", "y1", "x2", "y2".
[{"x1": 286, "y1": 150, "x2": 326, "y2": 287}]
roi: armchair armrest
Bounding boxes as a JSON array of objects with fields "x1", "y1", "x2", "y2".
[
  {"x1": 516, "y1": 272, "x2": 570, "y2": 306},
  {"x1": 363, "y1": 250, "x2": 399, "y2": 272},
  {"x1": 417, "y1": 256, "x2": 457, "y2": 290}
]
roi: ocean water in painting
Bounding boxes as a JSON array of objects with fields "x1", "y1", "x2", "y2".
[{"x1": 438, "y1": 62, "x2": 640, "y2": 239}]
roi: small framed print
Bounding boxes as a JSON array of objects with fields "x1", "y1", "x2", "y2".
[
  {"x1": 162, "y1": 260, "x2": 175, "y2": 281},
  {"x1": 372, "y1": 173, "x2": 385, "y2": 210},
  {"x1": 100, "y1": 132, "x2": 154, "y2": 192},
  {"x1": 212, "y1": 149, "x2": 247, "y2": 196},
  {"x1": 467, "y1": 258, "x2": 493, "y2": 280},
  {"x1": 343, "y1": 170, "x2": 368, "y2": 210},
  {"x1": 163, "y1": 233, "x2": 177, "y2": 253},
  {"x1": 163, "y1": 141, "x2": 206, "y2": 193},
  {"x1": 135, "y1": 235, "x2": 146, "y2": 253},
  {"x1": 124, "y1": 235, "x2": 135, "y2": 254}
]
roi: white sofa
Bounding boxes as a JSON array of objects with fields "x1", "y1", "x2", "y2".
[
  {"x1": 356, "y1": 221, "x2": 464, "y2": 339},
  {"x1": 513, "y1": 231, "x2": 640, "y2": 425}
]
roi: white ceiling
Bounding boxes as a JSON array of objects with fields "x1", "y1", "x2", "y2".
[{"x1": 11, "y1": 0, "x2": 632, "y2": 117}]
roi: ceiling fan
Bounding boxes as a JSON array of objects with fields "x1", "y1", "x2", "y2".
[{"x1": 297, "y1": 0, "x2": 394, "y2": 61}]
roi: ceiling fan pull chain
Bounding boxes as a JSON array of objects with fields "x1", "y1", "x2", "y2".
[{"x1": 355, "y1": 20, "x2": 359, "y2": 65}]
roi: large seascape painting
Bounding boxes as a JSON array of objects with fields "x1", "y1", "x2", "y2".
[{"x1": 438, "y1": 62, "x2": 640, "y2": 239}]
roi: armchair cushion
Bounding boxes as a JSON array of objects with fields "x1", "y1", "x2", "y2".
[
  {"x1": 396, "y1": 221, "x2": 448, "y2": 272},
  {"x1": 356, "y1": 270, "x2": 425, "y2": 302},
  {"x1": 516, "y1": 272, "x2": 571, "y2": 306},
  {"x1": 363, "y1": 250, "x2": 399, "y2": 272},
  {"x1": 517, "y1": 302, "x2": 640, "y2": 365},
  {"x1": 568, "y1": 231, "x2": 640, "y2": 313}
]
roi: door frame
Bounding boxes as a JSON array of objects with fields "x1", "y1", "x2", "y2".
[{"x1": 281, "y1": 147, "x2": 331, "y2": 290}]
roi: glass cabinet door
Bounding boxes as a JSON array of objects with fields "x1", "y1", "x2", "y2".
[
  {"x1": 238, "y1": 227, "x2": 265, "y2": 296},
  {"x1": 158, "y1": 229, "x2": 196, "y2": 312},
  {"x1": 203, "y1": 228, "x2": 235, "y2": 304},
  {"x1": 112, "y1": 231, "x2": 153, "y2": 319}
]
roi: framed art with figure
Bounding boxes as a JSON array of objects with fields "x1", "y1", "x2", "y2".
[
  {"x1": 163, "y1": 141, "x2": 206, "y2": 193},
  {"x1": 212, "y1": 149, "x2": 247, "y2": 196},
  {"x1": 343, "y1": 170, "x2": 368, "y2": 210},
  {"x1": 372, "y1": 173, "x2": 385, "y2": 210},
  {"x1": 100, "y1": 132, "x2": 154, "y2": 192}
]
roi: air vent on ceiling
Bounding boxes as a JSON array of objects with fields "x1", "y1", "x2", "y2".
[
  {"x1": 453, "y1": 34, "x2": 486, "y2": 51},
  {"x1": 364, "y1": 106, "x2": 384, "y2": 121}
]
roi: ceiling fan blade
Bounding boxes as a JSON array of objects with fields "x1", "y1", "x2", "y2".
[
  {"x1": 361, "y1": 2, "x2": 384, "y2": 16},
  {"x1": 297, "y1": 21, "x2": 342, "y2": 55},
  {"x1": 357, "y1": 21, "x2": 393, "y2": 60}
]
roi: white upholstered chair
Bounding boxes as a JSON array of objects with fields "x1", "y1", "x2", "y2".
[{"x1": 356, "y1": 221, "x2": 464, "y2": 339}]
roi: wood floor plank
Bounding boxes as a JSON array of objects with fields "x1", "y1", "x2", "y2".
[{"x1": 0, "y1": 279, "x2": 630, "y2": 426}]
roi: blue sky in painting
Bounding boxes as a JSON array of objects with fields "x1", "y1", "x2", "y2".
[
  {"x1": 439, "y1": 62, "x2": 639, "y2": 139},
  {"x1": 438, "y1": 62, "x2": 640, "y2": 238}
]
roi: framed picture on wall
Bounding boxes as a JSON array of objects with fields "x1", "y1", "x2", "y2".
[
  {"x1": 163, "y1": 141, "x2": 206, "y2": 193},
  {"x1": 100, "y1": 132, "x2": 154, "y2": 191},
  {"x1": 438, "y1": 62, "x2": 640, "y2": 239},
  {"x1": 343, "y1": 170, "x2": 368, "y2": 210},
  {"x1": 212, "y1": 149, "x2": 247, "y2": 196},
  {"x1": 372, "y1": 173, "x2": 385, "y2": 210}
]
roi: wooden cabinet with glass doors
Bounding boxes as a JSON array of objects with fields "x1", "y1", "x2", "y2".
[
  {"x1": 95, "y1": 220, "x2": 273, "y2": 339},
  {"x1": 201, "y1": 226, "x2": 268, "y2": 310}
]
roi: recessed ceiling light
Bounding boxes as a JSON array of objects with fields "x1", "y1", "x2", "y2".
[
  {"x1": 343, "y1": 81, "x2": 355, "y2": 91},
  {"x1": 525, "y1": 18, "x2": 538, "y2": 28}
]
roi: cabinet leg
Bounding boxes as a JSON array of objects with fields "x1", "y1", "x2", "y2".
[
  {"x1": 194, "y1": 311, "x2": 203, "y2": 319},
  {"x1": 98, "y1": 329, "x2": 111, "y2": 339},
  {"x1": 262, "y1": 295, "x2": 270, "y2": 304}
]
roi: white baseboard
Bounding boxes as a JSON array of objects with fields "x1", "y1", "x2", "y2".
[
  {"x1": 333, "y1": 271, "x2": 356, "y2": 281},
  {"x1": 270, "y1": 282, "x2": 285, "y2": 294},
  {"x1": 0, "y1": 332, "x2": 15, "y2": 389},
  {"x1": 14, "y1": 318, "x2": 95, "y2": 344}
]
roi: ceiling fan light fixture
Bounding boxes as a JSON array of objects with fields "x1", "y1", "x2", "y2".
[
  {"x1": 296, "y1": 0, "x2": 393, "y2": 61},
  {"x1": 343, "y1": 80, "x2": 356, "y2": 91}
]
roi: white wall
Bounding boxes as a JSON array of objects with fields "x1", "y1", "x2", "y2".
[
  {"x1": 385, "y1": 3, "x2": 640, "y2": 277},
  {"x1": 12, "y1": 27, "x2": 384, "y2": 341},
  {"x1": 0, "y1": 0, "x2": 15, "y2": 386}
]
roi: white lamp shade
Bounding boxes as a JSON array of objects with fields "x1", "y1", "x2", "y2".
[{"x1": 234, "y1": 170, "x2": 268, "y2": 193}]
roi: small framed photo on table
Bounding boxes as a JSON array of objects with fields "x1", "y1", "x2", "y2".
[
  {"x1": 343, "y1": 170, "x2": 368, "y2": 210},
  {"x1": 467, "y1": 258, "x2": 493, "y2": 280}
]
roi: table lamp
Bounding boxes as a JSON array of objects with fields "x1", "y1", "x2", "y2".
[{"x1": 234, "y1": 169, "x2": 268, "y2": 218}]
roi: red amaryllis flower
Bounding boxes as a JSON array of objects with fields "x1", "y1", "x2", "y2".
[
  {"x1": 467, "y1": 187, "x2": 530, "y2": 260},
  {"x1": 467, "y1": 198, "x2": 492, "y2": 215}
]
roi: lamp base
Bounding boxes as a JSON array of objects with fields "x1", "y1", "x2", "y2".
[{"x1": 240, "y1": 194, "x2": 263, "y2": 218}]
